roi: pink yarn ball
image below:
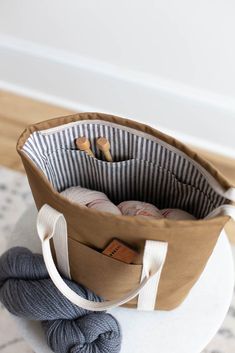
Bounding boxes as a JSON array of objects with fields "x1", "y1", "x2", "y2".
[
  {"x1": 161, "y1": 208, "x2": 196, "y2": 220},
  {"x1": 118, "y1": 201, "x2": 164, "y2": 219}
]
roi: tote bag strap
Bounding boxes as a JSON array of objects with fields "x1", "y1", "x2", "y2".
[
  {"x1": 205, "y1": 204, "x2": 235, "y2": 220},
  {"x1": 224, "y1": 187, "x2": 235, "y2": 202},
  {"x1": 37, "y1": 204, "x2": 168, "y2": 311}
]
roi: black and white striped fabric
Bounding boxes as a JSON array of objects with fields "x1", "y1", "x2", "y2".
[{"x1": 22, "y1": 120, "x2": 227, "y2": 219}]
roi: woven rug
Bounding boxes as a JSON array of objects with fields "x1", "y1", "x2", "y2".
[{"x1": 0, "y1": 165, "x2": 234, "y2": 353}]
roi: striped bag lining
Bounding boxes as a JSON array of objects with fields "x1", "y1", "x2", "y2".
[{"x1": 22, "y1": 121, "x2": 228, "y2": 219}]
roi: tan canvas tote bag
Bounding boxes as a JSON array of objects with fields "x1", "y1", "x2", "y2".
[{"x1": 17, "y1": 112, "x2": 235, "y2": 311}]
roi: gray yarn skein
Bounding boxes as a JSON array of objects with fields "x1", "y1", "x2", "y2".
[{"x1": 0, "y1": 247, "x2": 122, "y2": 353}]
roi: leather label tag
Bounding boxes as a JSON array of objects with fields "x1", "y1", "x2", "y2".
[{"x1": 102, "y1": 239, "x2": 138, "y2": 264}]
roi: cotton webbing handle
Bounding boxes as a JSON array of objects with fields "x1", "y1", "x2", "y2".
[
  {"x1": 37, "y1": 204, "x2": 168, "y2": 311},
  {"x1": 224, "y1": 187, "x2": 235, "y2": 203},
  {"x1": 205, "y1": 204, "x2": 235, "y2": 221}
]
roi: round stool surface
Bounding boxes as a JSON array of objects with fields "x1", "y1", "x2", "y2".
[{"x1": 7, "y1": 205, "x2": 234, "y2": 353}]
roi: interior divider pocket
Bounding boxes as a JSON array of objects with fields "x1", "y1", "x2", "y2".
[
  {"x1": 45, "y1": 148, "x2": 219, "y2": 217},
  {"x1": 46, "y1": 149, "x2": 141, "y2": 203}
]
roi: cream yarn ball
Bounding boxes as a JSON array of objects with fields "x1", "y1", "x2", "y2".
[
  {"x1": 118, "y1": 201, "x2": 164, "y2": 219},
  {"x1": 61, "y1": 186, "x2": 121, "y2": 215}
]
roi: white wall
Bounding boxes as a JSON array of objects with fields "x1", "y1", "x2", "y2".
[{"x1": 0, "y1": 0, "x2": 235, "y2": 157}]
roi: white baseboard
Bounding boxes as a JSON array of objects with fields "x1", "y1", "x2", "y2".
[{"x1": 0, "y1": 34, "x2": 234, "y2": 158}]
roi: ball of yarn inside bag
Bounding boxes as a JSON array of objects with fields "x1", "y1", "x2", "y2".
[
  {"x1": 61, "y1": 186, "x2": 121, "y2": 215},
  {"x1": 118, "y1": 201, "x2": 164, "y2": 219},
  {"x1": 161, "y1": 208, "x2": 196, "y2": 220},
  {"x1": 0, "y1": 247, "x2": 122, "y2": 353}
]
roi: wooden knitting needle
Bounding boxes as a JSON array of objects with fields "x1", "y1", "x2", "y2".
[
  {"x1": 96, "y1": 137, "x2": 113, "y2": 162},
  {"x1": 75, "y1": 137, "x2": 95, "y2": 157}
]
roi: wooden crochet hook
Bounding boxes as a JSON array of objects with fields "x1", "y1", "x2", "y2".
[
  {"x1": 75, "y1": 137, "x2": 95, "y2": 157},
  {"x1": 96, "y1": 137, "x2": 113, "y2": 162}
]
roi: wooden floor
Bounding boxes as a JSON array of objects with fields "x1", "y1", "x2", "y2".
[
  {"x1": 0, "y1": 91, "x2": 72, "y2": 171},
  {"x1": 0, "y1": 90, "x2": 234, "y2": 241}
]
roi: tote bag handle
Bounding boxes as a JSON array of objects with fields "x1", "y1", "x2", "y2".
[{"x1": 37, "y1": 204, "x2": 168, "y2": 311}]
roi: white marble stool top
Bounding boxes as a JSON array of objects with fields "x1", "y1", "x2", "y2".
[{"x1": 7, "y1": 205, "x2": 234, "y2": 353}]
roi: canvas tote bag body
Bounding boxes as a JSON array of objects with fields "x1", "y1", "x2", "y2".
[{"x1": 17, "y1": 112, "x2": 235, "y2": 311}]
